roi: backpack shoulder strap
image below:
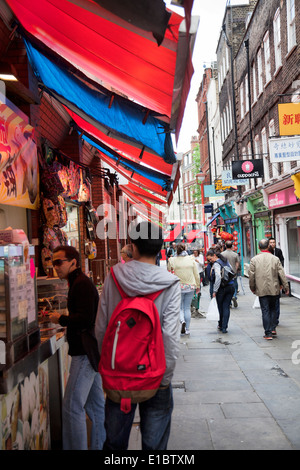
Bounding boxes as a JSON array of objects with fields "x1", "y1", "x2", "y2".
[{"x1": 110, "y1": 266, "x2": 127, "y2": 298}]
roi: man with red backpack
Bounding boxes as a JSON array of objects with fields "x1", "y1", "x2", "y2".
[{"x1": 95, "y1": 222, "x2": 181, "y2": 450}]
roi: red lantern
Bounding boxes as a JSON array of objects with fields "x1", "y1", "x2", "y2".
[
  {"x1": 233, "y1": 230, "x2": 238, "y2": 236},
  {"x1": 228, "y1": 233, "x2": 233, "y2": 240},
  {"x1": 233, "y1": 235, "x2": 238, "y2": 241}
]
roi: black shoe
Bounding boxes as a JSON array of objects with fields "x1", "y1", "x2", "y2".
[
  {"x1": 233, "y1": 297, "x2": 238, "y2": 308},
  {"x1": 181, "y1": 321, "x2": 186, "y2": 335}
]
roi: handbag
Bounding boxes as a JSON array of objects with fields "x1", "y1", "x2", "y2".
[
  {"x1": 81, "y1": 327, "x2": 100, "y2": 372},
  {"x1": 206, "y1": 297, "x2": 219, "y2": 321}
]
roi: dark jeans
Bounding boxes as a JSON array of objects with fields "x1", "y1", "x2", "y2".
[
  {"x1": 216, "y1": 284, "x2": 235, "y2": 331},
  {"x1": 275, "y1": 295, "x2": 280, "y2": 326},
  {"x1": 259, "y1": 295, "x2": 277, "y2": 336},
  {"x1": 103, "y1": 385, "x2": 173, "y2": 450}
]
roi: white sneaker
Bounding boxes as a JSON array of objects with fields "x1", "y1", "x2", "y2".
[{"x1": 185, "y1": 329, "x2": 190, "y2": 335}]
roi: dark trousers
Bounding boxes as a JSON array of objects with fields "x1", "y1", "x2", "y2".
[
  {"x1": 259, "y1": 295, "x2": 277, "y2": 336},
  {"x1": 216, "y1": 284, "x2": 235, "y2": 332},
  {"x1": 103, "y1": 385, "x2": 173, "y2": 450}
]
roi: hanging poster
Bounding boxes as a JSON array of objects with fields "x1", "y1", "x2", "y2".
[
  {"x1": 232, "y1": 160, "x2": 264, "y2": 180},
  {"x1": 278, "y1": 103, "x2": 300, "y2": 136},
  {"x1": 0, "y1": 102, "x2": 39, "y2": 209}
]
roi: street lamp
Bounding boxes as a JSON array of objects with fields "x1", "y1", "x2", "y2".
[{"x1": 196, "y1": 172, "x2": 206, "y2": 223}]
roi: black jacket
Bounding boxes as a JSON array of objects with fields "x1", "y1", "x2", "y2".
[
  {"x1": 274, "y1": 247, "x2": 284, "y2": 267},
  {"x1": 59, "y1": 268, "x2": 99, "y2": 356}
]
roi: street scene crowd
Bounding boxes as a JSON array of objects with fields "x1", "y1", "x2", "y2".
[{"x1": 48, "y1": 221, "x2": 291, "y2": 451}]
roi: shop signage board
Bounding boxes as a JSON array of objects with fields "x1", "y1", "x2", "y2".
[
  {"x1": 232, "y1": 159, "x2": 264, "y2": 179},
  {"x1": 214, "y1": 178, "x2": 237, "y2": 194},
  {"x1": 0, "y1": 98, "x2": 39, "y2": 209},
  {"x1": 222, "y1": 170, "x2": 249, "y2": 186},
  {"x1": 268, "y1": 186, "x2": 298, "y2": 209},
  {"x1": 278, "y1": 103, "x2": 300, "y2": 136},
  {"x1": 269, "y1": 135, "x2": 300, "y2": 163}
]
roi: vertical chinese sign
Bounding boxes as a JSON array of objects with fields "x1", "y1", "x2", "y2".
[
  {"x1": 278, "y1": 103, "x2": 300, "y2": 136},
  {"x1": 0, "y1": 103, "x2": 39, "y2": 209}
]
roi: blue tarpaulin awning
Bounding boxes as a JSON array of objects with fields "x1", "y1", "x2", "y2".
[{"x1": 24, "y1": 38, "x2": 176, "y2": 164}]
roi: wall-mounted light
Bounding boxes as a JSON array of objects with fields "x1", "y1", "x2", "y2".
[{"x1": 0, "y1": 62, "x2": 18, "y2": 81}]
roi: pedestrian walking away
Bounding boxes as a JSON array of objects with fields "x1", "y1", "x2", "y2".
[
  {"x1": 48, "y1": 245, "x2": 106, "y2": 450},
  {"x1": 249, "y1": 239, "x2": 289, "y2": 340},
  {"x1": 166, "y1": 241, "x2": 177, "y2": 262},
  {"x1": 206, "y1": 249, "x2": 235, "y2": 334},
  {"x1": 222, "y1": 240, "x2": 240, "y2": 308},
  {"x1": 120, "y1": 244, "x2": 133, "y2": 263},
  {"x1": 95, "y1": 222, "x2": 181, "y2": 450},
  {"x1": 168, "y1": 243, "x2": 200, "y2": 336}
]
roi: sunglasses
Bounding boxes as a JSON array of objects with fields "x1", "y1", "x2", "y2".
[{"x1": 53, "y1": 258, "x2": 69, "y2": 267}]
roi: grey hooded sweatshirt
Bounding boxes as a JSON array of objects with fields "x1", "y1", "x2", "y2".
[{"x1": 95, "y1": 260, "x2": 181, "y2": 386}]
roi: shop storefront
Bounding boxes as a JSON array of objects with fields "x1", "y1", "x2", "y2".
[
  {"x1": 247, "y1": 192, "x2": 273, "y2": 254},
  {"x1": 268, "y1": 185, "x2": 300, "y2": 298}
]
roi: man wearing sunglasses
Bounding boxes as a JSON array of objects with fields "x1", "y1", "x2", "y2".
[{"x1": 48, "y1": 245, "x2": 105, "y2": 450}]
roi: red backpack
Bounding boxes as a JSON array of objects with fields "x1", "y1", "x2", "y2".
[{"x1": 99, "y1": 267, "x2": 166, "y2": 413}]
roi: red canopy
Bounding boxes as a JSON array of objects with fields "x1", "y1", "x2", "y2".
[{"x1": 6, "y1": 0, "x2": 186, "y2": 122}]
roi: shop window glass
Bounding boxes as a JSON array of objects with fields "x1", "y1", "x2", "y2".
[{"x1": 287, "y1": 217, "x2": 300, "y2": 278}]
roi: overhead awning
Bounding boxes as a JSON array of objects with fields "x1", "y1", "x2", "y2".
[
  {"x1": 120, "y1": 185, "x2": 163, "y2": 223},
  {"x1": 206, "y1": 212, "x2": 220, "y2": 227},
  {"x1": 121, "y1": 183, "x2": 167, "y2": 205},
  {"x1": 6, "y1": 0, "x2": 196, "y2": 137},
  {"x1": 24, "y1": 38, "x2": 175, "y2": 164},
  {"x1": 65, "y1": 108, "x2": 174, "y2": 176}
]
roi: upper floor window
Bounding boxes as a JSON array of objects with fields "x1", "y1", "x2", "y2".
[
  {"x1": 263, "y1": 32, "x2": 271, "y2": 84},
  {"x1": 252, "y1": 61, "x2": 257, "y2": 103},
  {"x1": 240, "y1": 80, "x2": 245, "y2": 119},
  {"x1": 257, "y1": 48, "x2": 263, "y2": 95},
  {"x1": 273, "y1": 8, "x2": 282, "y2": 71},
  {"x1": 287, "y1": 0, "x2": 296, "y2": 52}
]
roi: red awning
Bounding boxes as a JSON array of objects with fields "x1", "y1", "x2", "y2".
[
  {"x1": 66, "y1": 108, "x2": 173, "y2": 176},
  {"x1": 122, "y1": 182, "x2": 168, "y2": 205},
  {"x1": 6, "y1": 0, "x2": 188, "y2": 125}
]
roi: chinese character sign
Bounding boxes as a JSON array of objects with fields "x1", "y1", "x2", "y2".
[
  {"x1": 269, "y1": 136, "x2": 300, "y2": 163},
  {"x1": 0, "y1": 103, "x2": 39, "y2": 209},
  {"x1": 278, "y1": 103, "x2": 300, "y2": 136}
]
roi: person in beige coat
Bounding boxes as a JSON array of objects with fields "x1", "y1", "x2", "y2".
[
  {"x1": 168, "y1": 243, "x2": 200, "y2": 335},
  {"x1": 249, "y1": 239, "x2": 289, "y2": 340}
]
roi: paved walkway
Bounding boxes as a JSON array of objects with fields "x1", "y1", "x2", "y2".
[{"x1": 129, "y1": 276, "x2": 300, "y2": 450}]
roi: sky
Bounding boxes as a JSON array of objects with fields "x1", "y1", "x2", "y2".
[{"x1": 166, "y1": 0, "x2": 249, "y2": 154}]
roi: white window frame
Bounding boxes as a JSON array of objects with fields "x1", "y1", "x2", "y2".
[
  {"x1": 287, "y1": 0, "x2": 296, "y2": 52},
  {"x1": 263, "y1": 31, "x2": 271, "y2": 84},
  {"x1": 257, "y1": 48, "x2": 263, "y2": 95},
  {"x1": 261, "y1": 127, "x2": 270, "y2": 183},
  {"x1": 269, "y1": 119, "x2": 279, "y2": 178},
  {"x1": 273, "y1": 8, "x2": 282, "y2": 72},
  {"x1": 240, "y1": 81, "x2": 245, "y2": 119},
  {"x1": 252, "y1": 61, "x2": 257, "y2": 103},
  {"x1": 245, "y1": 74, "x2": 249, "y2": 114}
]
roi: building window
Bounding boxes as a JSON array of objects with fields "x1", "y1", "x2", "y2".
[
  {"x1": 257, "y1": 48, "x2": 263, "y2": 95},
  {"x1": 245, "y1": 74, "x2": 249, "y2": 114},
  {"x1": 273, "y1": 8, "x2": 282, "y2": 71},
  {"x1": 263, "y1": 31, "x2": 271, "y2": 84},
  {"x1": 269, "y1": 119, "x2": 279, "y2": 178},
  {"x1": 287, "y1": 0, "x2": 296, "y2": 52},
  {"x1": 261, "y1": 127, "x2": 270, "y2": 183},
  {"x1": 252, "y1": 61, "x2": 257, "y2": 103},
  {"x1": 240, "y1": 80, "x2": 245, "y2": 119},
  {"x1": 287, "y1": 217, "x2": 300, "y2": 278}
]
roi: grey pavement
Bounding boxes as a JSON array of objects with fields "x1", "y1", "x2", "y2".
[{"x1": 129, "y1": 271, "x2": 300, "y2": 451}]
